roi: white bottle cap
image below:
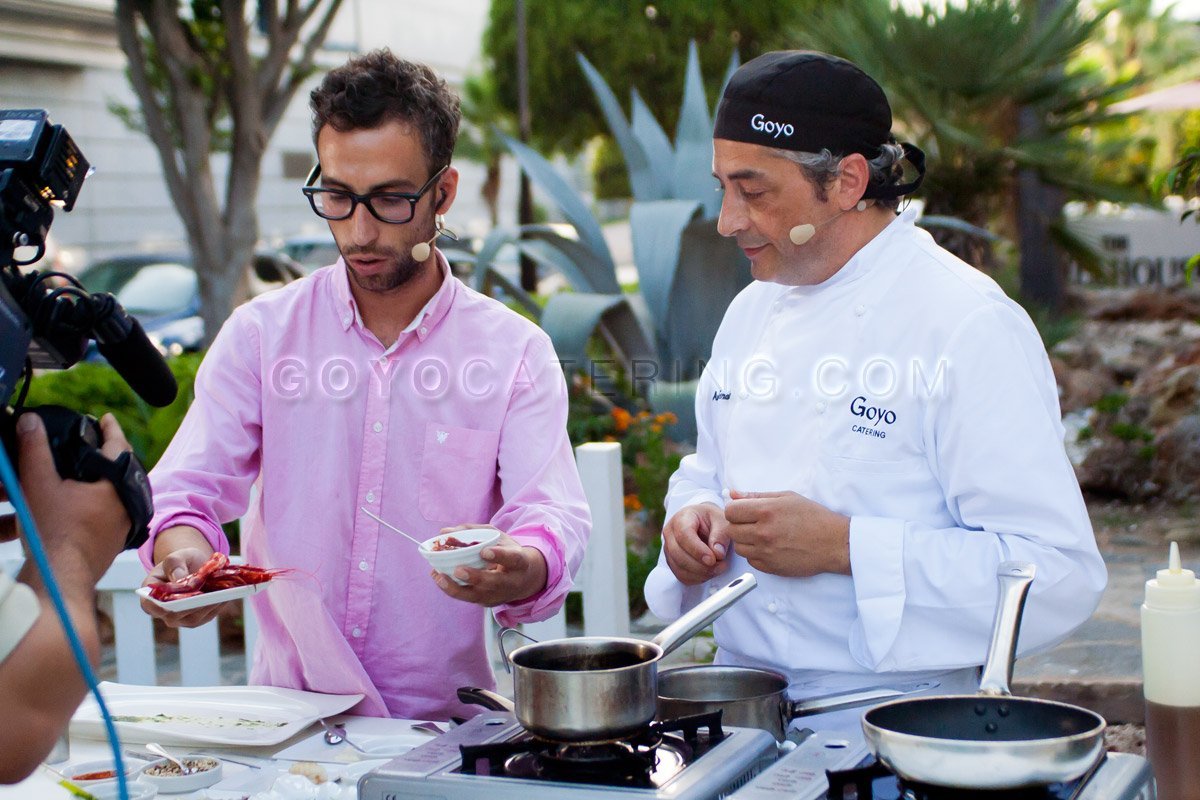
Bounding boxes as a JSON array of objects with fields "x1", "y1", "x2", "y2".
[{"x1": 1145, "y1": 541, "x2": 1200, "y2": 610}]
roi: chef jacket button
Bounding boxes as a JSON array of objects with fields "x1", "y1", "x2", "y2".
[
  {"x1": 767, "y1": 601, "x2": 779, "y2": 614},
  {"x1": 707, "y1": 586, "x2": 718, "y2": 596},
  {"x1": 359, "y1": 560, "x2": 369, "y2": 571},
  {"x1": 854, "y1": 304, "x2": 866, "y2": 316},
  {"x1": 816, "y1": 400, "x2": 827, "y2": 413},
  {"x1": 366, "y1": 491, "x2": 376, "y2": 503},
  {"x1": 738, "y1": 390, "x2": 749, "y2": 400},
  {"x1": 352, "y1": 627, "x2": 363, "y2": 638},
  {"x1": 372, "y1": 421, "x2": 383, "y2": 433}
]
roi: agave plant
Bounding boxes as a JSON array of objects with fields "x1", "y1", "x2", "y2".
[{"x1": 473, "y1": 43, "x2": 753, "y2": 441}]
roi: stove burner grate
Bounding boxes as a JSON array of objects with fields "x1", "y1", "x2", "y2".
[
  {"x1": 825, "y1": 756, "x2": 1105, "y2": 800},
  {"x1": 458, "y1": 710, "x2": 724, "y2": 787}
]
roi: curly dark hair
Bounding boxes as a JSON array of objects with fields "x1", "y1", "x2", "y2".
[{"x1": 310, "y1": 49, "x2": 460, "y2": 170}]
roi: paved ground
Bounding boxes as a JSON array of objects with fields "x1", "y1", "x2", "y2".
[{"x1": 99, "y1": 500, "x2": 1196, "y2": 726}]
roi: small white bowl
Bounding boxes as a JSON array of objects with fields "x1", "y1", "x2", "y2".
[
  {"x1": 138, "y1": 756, "x2": 222, "y2": 793},
  {"x1": 87, "y1": 780, "x2": 159, "y2": 800},
  {"x1": 64, "y1": 758, "x2": 142, "y2": 787},
  {"x1": 419, "y1": 529, "x2": 503, "y2": 585}
]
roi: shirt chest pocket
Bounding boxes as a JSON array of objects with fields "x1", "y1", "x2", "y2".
[{"x1": 418, "y1": 423, "x2": 502, "y2": 523}]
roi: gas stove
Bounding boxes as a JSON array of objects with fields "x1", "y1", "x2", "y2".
[
  {"x1": 731, "y1": 731, "x2": 1156, "y2": 800},
  {"x1": 357, "y1": 710, "x2": 778, "y2": 800}
]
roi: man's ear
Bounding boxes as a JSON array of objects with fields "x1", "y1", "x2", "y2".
[
  {"x1": 435, "y1": 166, "x2": 459, "y2": 215},
  {"x1": 836, "y1": 154, "x2": 871, "y2": 211}
]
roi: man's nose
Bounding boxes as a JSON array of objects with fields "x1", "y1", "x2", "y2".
[
  {"x1": 716, "y1": 195, "x2": 746, "y2": 238},
  {"x1": 350, "y1": 201, "x2": 378, "y2": 245}
]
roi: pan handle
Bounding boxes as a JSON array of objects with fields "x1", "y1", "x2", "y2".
[
  {"x1": 786, "y1": 680, "x2": 940, "y2": 719},
  {"x1": 652, "y1": 573, "x2": 757, "y2": 658},
  {"x1": 457, "y1": 686, "x2": 516, "y2": 712},
  {"x1": 496, "y1": 627, "x2": 539, "y2": 674},
  {"x1": 978, "y1": 561, "x2": 1036, "y2": 697}
]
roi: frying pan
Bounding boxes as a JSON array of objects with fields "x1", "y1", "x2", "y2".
[{"x1": 861, "y1": 561, "x2": 1107, "y2": 790}]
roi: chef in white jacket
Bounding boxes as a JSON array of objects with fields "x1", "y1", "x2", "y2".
[{"x1": 644, "y1": 50, "x2": 1107, "y2": 730}]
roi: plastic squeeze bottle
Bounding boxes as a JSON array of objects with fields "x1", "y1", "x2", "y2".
[{"x1": 1142, "y1": 541, "x2": 1200, "y2": 800}]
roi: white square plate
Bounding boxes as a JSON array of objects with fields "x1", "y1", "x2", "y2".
[
  {"x1": 135, "y1": 581, "x2": 270, "y2": 612},
  {"x1": 71, "y1": 683, "x2": 363, "y2": 746}
]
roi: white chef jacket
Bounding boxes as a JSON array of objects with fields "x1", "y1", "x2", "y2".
[{"x1": 645, "y1": 208, "x2": 1106, "y2": 697}]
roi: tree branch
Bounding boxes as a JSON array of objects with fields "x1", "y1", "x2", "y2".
[{"x1": 264, "y1": 0, "x2": 344, "y2": 134}]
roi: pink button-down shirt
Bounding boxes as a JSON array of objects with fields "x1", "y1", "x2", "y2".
[{"x1": 141, "y1": 254, "x2": 590, "y2": 720}]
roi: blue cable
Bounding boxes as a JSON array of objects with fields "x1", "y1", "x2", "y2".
[{"x1": 0, "y1": 442, "x2": 130, "y2": 800}]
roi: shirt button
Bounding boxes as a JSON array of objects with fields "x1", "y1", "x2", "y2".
[
  {"x1": 358, "y1": 560, "x2": 368, "y2": 571},
  {"x1": 351, "y1": 627, "x2": 363, "y2": 638},
  {"x1": 855, "y1": 305, "x2": 866, "y2": 316},
  {"x1": 378, "y1": 356, "x2": 387, "y2": 366},
  {"x1": 767, "y1": 602, "x2": 779, "y2": 614},
  {"x1": 816, "y1": 400, "x2": 827, "y2": 413},
  {"x1": 372, "y1": 421, "x2": 383, "y2": 433},
  {"x1": 342, "y1": 316, "x2": 351, "y2": 326},
  {"x1": 419, "y1": 325, "x2": 428, "y2": 336},
  {"x1": 366, "y1": 491, "x2": 376, "y2": 503}
]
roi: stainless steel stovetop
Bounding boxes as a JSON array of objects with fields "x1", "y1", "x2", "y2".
[{"x1": 357, "y1": 710, "x2": 778, "y2": 800}]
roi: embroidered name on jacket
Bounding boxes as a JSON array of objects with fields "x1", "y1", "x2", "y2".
[
  {"x1": 849, "y1": 395, "x2": 896, "y2": 439},
  {"x1": 712, "y1": 390, "x2": 732, "y2": 401}
]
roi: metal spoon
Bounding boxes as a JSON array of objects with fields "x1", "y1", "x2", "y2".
[
  {"x1": 360, "y1": 508, "x2": 425, "y2": 547},
  {"x1": 146, "y1": 742, "x2": 195, "y2": 775},
  {"x1": 319, "y1": 718, "x2": 372, "y2": 754},
  {"x1": 410, "y1": 721, "x2": 446, "y2": 736}
]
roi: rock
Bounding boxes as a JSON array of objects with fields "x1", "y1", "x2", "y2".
[
  {"x1": 1055, "y1": 363, "x2": 1118, "y2": 413},
  {"x1": 1147, "y1": 365, "x2": 1200, "y2": 429},
  {"x1": 1152, "y1": 415, "x2": 1200, "y2": 503},
  {"x1": 1078, "y1": 439, "x2": 1159, "y2": 500},
  {"x1": 1089, "y1": 288, "x2": 1200, "y2": 322}
]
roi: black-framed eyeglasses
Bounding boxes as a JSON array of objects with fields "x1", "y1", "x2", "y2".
[{"x1": 302, "y1": 164, "x2": 448, "y2": 224}]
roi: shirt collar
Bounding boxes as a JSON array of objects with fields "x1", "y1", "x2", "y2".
[{"x1": 330, "y1": 249, "x2": 457, "y2": 343}]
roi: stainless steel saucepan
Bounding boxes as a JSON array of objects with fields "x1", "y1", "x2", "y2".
[
  {"x1": 656, "y1": 666, "x2": 940, "y2": 742},
  {"x1": 459, "y1": 572, "x2": 757, "y2": 742},
  {"x1": 861, "y1": 562, "x2": 1107, "y2": 790}
]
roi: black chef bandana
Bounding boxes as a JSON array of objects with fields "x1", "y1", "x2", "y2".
[{"x1": 713, "y1": 50, "x2": 925, "y2": 200}]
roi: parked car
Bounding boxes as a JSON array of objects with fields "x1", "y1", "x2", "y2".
[
  {"x1": 279, "y1": 233, "x2": 477, "y2": 276},
  {"x1": 76, "y1": 251, "x2": 304, "y2": 356}
]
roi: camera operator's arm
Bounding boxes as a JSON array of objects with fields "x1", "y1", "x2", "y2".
[{"x1": 0, "y1": 413, "x2": 130, "y2": 783}]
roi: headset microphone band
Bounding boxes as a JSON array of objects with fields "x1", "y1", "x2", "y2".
[{"x1": 789, "y1": 200, "x2": 868, "y2": 245}]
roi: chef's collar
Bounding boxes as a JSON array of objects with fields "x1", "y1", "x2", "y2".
[
  {"x1": 788, "y1": 206, "x2": 918, "y2": 296},
  {"x1": 331, "y1": 248, "x2": 456, "y2": 345}
]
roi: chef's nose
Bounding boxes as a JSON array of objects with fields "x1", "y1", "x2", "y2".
[{"x1": 716, "y1": 194, "x2": 747, "y2": 238}]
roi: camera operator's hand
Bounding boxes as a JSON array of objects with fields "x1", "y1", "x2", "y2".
[
  {"x1": 139, "y1": 528, "x2": 226, "y2": 628},
  {"x1": 13, "y1": 412, "x2": 131, "y2": 588}
]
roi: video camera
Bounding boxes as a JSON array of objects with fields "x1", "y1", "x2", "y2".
[{"x1": 0, "y1": 109, "x2": 179, "y2": 549}]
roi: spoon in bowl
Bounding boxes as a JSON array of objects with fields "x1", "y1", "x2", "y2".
[
  {"x1": 361, "y1": 508, "x2": 425, "y2": 547},
  {"x1": 145, "y1": 742, "x2": 195, "y2": 775}
]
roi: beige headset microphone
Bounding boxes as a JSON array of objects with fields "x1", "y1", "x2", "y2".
[
  {"x1": 789, "y1": 199, "x2": 868, "y2": 245},
  {"x1": 411, "y1": 231, "x2": 438, "y2": 262}
]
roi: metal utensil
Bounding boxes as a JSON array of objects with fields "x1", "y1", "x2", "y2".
[
  {"x1": 410, "y1": 721, "x2": 446, "y2": 736},
  {"x1": 361, "y1": 508, "x2": 424, "y2": 547},
  {"x1": 319, "y1": 718, "x2": 372, "y2": 754},
  {"x1": 145, "y1": 741, "x2": 195, "y2": 775}
]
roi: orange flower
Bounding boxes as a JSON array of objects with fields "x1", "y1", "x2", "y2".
[
  {"x1": 637, "y1": 410, "x2": 652, "y2": 420},
  {"x1": 624, "y1": 493, "x2": 644, "y2": 511},
  {"x1": 650, "y1": 423, "x2": 662, "y2": 433},
  {"x1": 604, "y1": 435, "x2": 617, "y2": 442},
  {"x1": 655, "y1": 412, "x2": 678, "y2": 425},
  {"x1": 612, "y1": 407, "x2": 632, "y2": 433}
]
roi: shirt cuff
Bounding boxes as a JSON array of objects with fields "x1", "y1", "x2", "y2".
[
  {"x1": 847, "y1": 515, "x2": 907, "y2": 671},
  {"x1": 139, "y1": 511, "x2": 231, "y2": 571},
  {"x1": 0, "y1": 576, "x2": 39, "y2": 664},
  {"x1": 493, "y1": 524, "x2": 568, "y2": 626}
]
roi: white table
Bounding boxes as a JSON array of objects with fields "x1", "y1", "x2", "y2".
[{"x1": 0, "y1": 715, "x2": 434, "y2": 799}]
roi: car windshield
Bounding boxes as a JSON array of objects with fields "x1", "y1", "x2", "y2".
[{"x1": 115, "y1": 263, "x2": 196, "y2": 315}]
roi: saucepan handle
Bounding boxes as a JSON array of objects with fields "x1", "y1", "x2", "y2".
[
  {"x1": 652, "y1": 573, "x2": 757, "y2": 658},
  {"x1": 457, "y1": 686, "x2": 515, "y2": 712},
  {"x1": 785, "y1": 680, "x2": 941, "y2": 719},
  {"x1": 496, "y1": 627, "x2": 539, "y2": 674},
  {"x1": 977, "y1": 561, "x2": 1036, "y2": 697}
]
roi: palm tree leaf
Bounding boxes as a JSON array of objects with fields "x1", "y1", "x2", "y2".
[
  {"x1": 539, "y1": 292, "x2": 656, "y2": 379},
  {"x1": 520, "y1": 224, "x2": 622, "y2": 294},
  {"x1": 630, "y1": 199, "x2": 704, "y2": 339},
  {"x1": 673, "y1": 41, "x2": 717, "y2": 213},
  {"x1": 473, "y1": 225, "x2": 518, "y2": 292},
  {"x1": 630, "y1": 88, "x2": 676, "y2": 200}
]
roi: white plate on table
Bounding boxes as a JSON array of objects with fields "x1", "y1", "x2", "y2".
[
  {"x1": 72, "y1": 682, "x2": 363, "y2": 746},
  {"x1": 135, "y1": 581, "x2": 271, "y2": 612}
]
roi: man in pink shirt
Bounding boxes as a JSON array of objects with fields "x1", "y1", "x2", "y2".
[{"x1": 137, "y1": 50, "x2": 590, "y2": 721}]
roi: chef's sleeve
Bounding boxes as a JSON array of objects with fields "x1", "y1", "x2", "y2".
[
  {"x1": 846, "y1": 303, "x2": 1107, "y2": 672},
  {"x1": 645, "y1": 363, "x2": 727, "y2": 621}
]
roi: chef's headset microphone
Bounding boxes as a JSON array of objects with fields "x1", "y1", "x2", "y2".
[{"x1": 788, "y1": 199, "x2": 869, "y2": 246}]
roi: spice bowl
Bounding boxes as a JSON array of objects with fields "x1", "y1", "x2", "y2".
[
  {"x1": 138, "y1": 756, "x2": 222, "y2": 793},
  {"x1": 419, "y1": 529, "x2": 503, "y2": 585}
]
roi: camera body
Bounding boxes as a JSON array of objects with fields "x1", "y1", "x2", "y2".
[{"x1": 1, "y1": 109, "x2": 174, "y2": 550}]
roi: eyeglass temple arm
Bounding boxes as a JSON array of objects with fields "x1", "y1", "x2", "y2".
[{"x1": 305, "y1": 162, "x2": 321, "y2": 187}]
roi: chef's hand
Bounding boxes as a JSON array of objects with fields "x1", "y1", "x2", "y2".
[
  {"x1": 662, "y1": 502, "x2": 731, "y2": 585},
  {"x1": 724, "y1": 490, "x2": 851, "y2": 577},
  {"x1": 432, "y1": 526, "x2": 548, "y2": 607},
  {"x1": 140, "y1": 526, "x2": 226, "y2": 627}
]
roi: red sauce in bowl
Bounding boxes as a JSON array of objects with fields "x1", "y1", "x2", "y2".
[{"x1": 73, "y1": 769, "x2": 118, "y2": 781}]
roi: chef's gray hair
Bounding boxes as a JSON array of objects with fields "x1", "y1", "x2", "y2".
[{"x1": 772, "y1": 143, "x2": 905, "y2": 210}]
